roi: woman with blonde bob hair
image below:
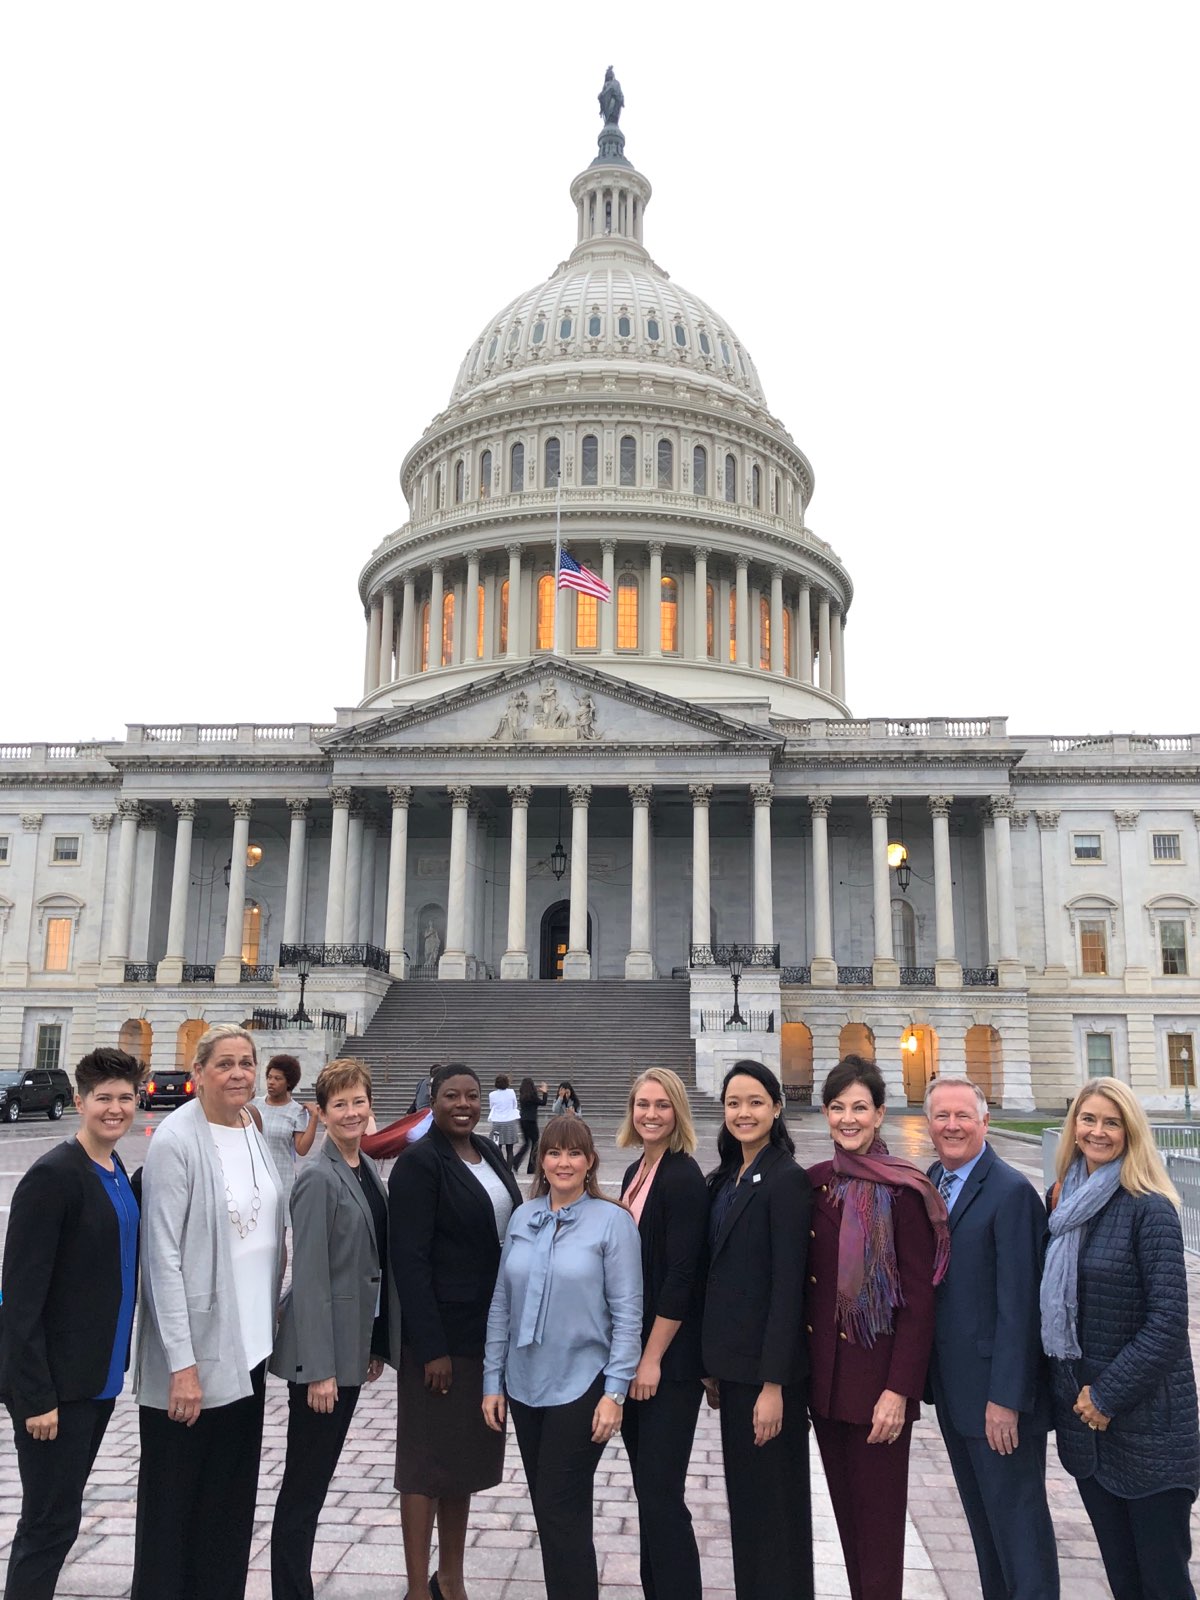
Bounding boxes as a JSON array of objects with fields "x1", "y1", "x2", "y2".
[
  {"x1": 616, "y1": 1069, "x2": 708, "y2": 1600},
  {"x1": 1042, "y1": 1077, "x2": 1199, "y2": 1600}
]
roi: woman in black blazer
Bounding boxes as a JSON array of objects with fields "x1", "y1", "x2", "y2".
[
  {"x1": 701, "y1": 1059, "x2": 813, "y2": 1600},
  {"x1": 388, "y1": 1064, "x2": 523, "y2": 1600},
  {"x1": 0, "y1": 1047, "x2": 142, "y2": 1600},
  {"x1": 617, "y1": 1068, "x2": 708, "y2": 1600}
]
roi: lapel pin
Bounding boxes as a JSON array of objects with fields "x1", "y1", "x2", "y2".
[{"x1": 752, "y1": 1173, "x2": 762, "y2": 1184}]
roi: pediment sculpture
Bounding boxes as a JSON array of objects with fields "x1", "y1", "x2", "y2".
[{"x1": 491, "y1": 681, "x2": 601, "y2": 743}]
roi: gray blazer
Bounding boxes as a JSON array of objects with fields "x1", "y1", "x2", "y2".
[
  {"x1": 134, "y1": 1099, "x2": 285, "y2": 1411},
  {"x1": 271, "y1": 1139, "x2": 402, "y2": 1387}
]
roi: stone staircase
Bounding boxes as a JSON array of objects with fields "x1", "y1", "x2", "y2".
[{"x1": 343, "y1": 978, "x2": 696, "y2": 1121}]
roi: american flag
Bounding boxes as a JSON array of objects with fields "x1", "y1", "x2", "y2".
[{"x1": 557, "y1": 549, "x2": 612, "y2": 602}]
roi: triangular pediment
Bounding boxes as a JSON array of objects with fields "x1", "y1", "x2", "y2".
[{"x1": 323, "y1": 661, "x2": 783, "y2": 754}]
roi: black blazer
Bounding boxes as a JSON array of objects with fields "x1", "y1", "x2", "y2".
[
  {"x1": 621, "y1": 1149, "x2": 708, "y2": 1381},
  {"x1": 701, "y1": 1144, "x2": 811, "y2": 1389},
  {"x1": 388, "y1": 1123, "x2": 523, "y2": 1361},
  {"x1": 0, "y1": 1139, "x2": 136, "y2": 1422}
]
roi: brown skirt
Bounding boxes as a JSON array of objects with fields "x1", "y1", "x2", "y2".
[{"x1": 394, "y1": 1347, "x2": 506, "y2": 1497}]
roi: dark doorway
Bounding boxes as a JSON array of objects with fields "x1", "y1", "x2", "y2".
[{"x1": 539, "y1": 900, "x2": 592, "y2": 979}]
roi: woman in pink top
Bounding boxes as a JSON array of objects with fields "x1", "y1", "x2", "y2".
[{"x1": 617, "y1": 1068, "x2": 709, "y2": 1600}]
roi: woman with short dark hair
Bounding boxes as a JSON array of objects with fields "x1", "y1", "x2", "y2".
[
  {"x1": 0, "y1": 1047, "x2": 142, "y2": 1600},
  {"x1": 253, "y1": 1053, "x2": 318, "y2": 1216},
  {"x1": 487, "y1": 1073, "x2": 520, "y2": 1171}
]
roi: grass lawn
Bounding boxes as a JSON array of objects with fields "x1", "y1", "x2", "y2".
[{"x1": 990, "y1": 1118, "x2": 1062, "y2": 1135}]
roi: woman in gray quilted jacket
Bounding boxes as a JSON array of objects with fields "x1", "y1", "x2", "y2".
[{"x1": 1042, "y1": 1077, "x2": 1199, "y2": 1600}]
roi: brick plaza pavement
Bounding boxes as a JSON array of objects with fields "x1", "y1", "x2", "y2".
[{"x1": 2, "y1": 1110, "x2": 1198, "y2": 1596}]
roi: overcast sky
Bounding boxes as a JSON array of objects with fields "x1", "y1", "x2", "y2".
[{"x1": 3, "y1": 2, "x2": 1196, "y2": 743}]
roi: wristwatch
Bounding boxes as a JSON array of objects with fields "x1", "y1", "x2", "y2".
[{"x1": 605, "y1": 1391, "x2": 625, "y2": 1406}]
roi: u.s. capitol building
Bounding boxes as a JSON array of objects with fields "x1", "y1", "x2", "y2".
[{"x1": 3, "y1": 79, "x2": 1197, "y2": 1113}]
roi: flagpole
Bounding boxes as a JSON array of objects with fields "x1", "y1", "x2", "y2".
[{"x1": 552, "y1": 474, "x2": 562, "y2": 657}]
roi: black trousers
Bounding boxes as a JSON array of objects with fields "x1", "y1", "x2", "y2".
[
  {"x1": 717, "y1": 1380, "x2": 813, "y2": 1600},
  {"x1": 510, "y1": 1373, "x2": 606, "y2": 1600},
  {"x1": 3, "y1": 1397, "x2": 114, "y2": 1600},
  {"x1": 131, "y1": 1361, "x2": 267, "y2": 1600},
  {"x1": 622, "y1": 1378, "x2": 703, "y2": 1600},
  {"x1": 515, "y1": 1118, "x2": 540, "y2": 1172},
  {"x1": 936, "y1": 1406, "x2": 1059, "y2": 1600},
  {"x1": 271, "y1": 1381, "x2": 362, "y2": 1600},
  {"x1": 1076, "y1": 1473, "x2": 1196, "y2": 1600}
]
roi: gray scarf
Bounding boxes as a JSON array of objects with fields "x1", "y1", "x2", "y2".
[{"x1": 1040, "y1": 1154, "x2": 1123, "y2": 1360}]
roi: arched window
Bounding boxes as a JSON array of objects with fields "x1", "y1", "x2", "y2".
[
  {"x1": 510, "y1": 442, "x2": 525, "y2": 492},
  {"x1": 657, "y1": 438, "x2": 673, "y2": 489},
  {"x1": 441, "y1": 591, "x2": 455, "y2": 666},
  {"x1": 759, "y1": 595, "x2": 771, "y2": 670},
  {"x1": 620, "y1": 435, "x2": 637, "y2": 486},
  {"x1": 693, "y1": 445, "x2": 707, "y2": 496},
  {"x1": 420, "y1": 600, "x2": 430, "y2": 670},
  {"x1": 728, "y1": 589, "x2": 737, "y2": 662},
  {"x1": 477, "y1": 584, "x2": 486, "y2": 659},
  {"x1": 241, "y1": 901, "x2": 261, "y2": 965},
  {"x1": 617, "y1": 574, "x2": 639, "y2": 650},
  {"x1": 772, "y1": 474, "x2": 780, "y2": 514},
  {"x1": 536, "y1": 573, "x2": 555, "y2": 650},
  {"x1": 751, "y1": 464, "x2": 761, "y2": 508},
  {"x1": 581, "y1": 433, "x2": 598, "y2": 486},
  {"x1": 479, "y1": 450, "x2": 492, "y2": 498},
  {"x1": 724, "y1": 454, "x2": 736, "y2": 503},
  {"x1": 660, "y1": 575, "x2": 679, "y2": 653},
  {"x1": 544, "y1": 436, "x2": 561, "y2": 487},
  {"x1": 454, "y1": 459, "x2": 465, "y2": 503},
  {"x1": 782, "y1": 603, "x2": 793, "y2": 675},
  {"x1": 706, "y1": 582, "x2": 715, "y2": 659},
  {"x1": 576, "y1": 592, "x2": 598, "y2": 649},
  {"x1": 499, "y1": 579, "x2": 509, "y2": 653},
  {"x1": 892, "y1": 899, "x2": 917, "y2": 967},
  {"x1": 433, "y1": 470, "x2": 441, "y2": 508}
]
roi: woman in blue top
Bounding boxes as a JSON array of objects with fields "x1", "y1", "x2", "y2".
[
  {"x1": 0, "y1": 1047, "x2": 141, "y2": 1600},
  {"x1": 483, "y1": 1115, "x2": 642, "y2": 1600}
]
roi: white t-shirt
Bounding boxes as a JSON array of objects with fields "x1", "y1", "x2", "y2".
[
  {"x1": 488, "y1": 1087, "x2": 519, "y2": 1124},
  {"x1": 210, "y1": 1120, "x2": 279, "y2": 1369},
  {"x1": 460, "y1": 1153, "x2": 515, "y2": 1241}
]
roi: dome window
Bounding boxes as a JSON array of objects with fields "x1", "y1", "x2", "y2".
[
  {"x1": 507, "y1": 325, "x2": 520, "y2": 352},
  {"x1": 660, "y1": 576, "x2": 679, "y2": 653},
  {"x1": 559, "y1": 315, "x2": 573, "y2": 340},
  {"x1": 487, "y1": 336, "x2": 498, "y2": 363},
  {"x1": 510, "y1": 442, "x2": 525, "y2": 493},
  {"x1": 454, "y1": 460, "x2": 465, "y2": 503},
  {"x1": 737, "y1": 346, "x2": 749, "y2": 376},
  {"x1": 699, "y1": 331, "x2": 711, "y2": 357},
  {"x1": 469, "y1": 343, "x2": 482, "y2": 375},
  {"x1": 581, "y1": 434, "x2": 598, "y2": 486},
  {"x1": 480, "y1": 450, "x2": 492, "y2": 499},
  {"x1": 531, "y1": 319, "x2": 546, "y2": 345},
  {"x1": 588, "y1": 313, "x2": 602, "y2": 338},
  {"x1": 693, "y1": 445, "x2": 707, "y2": 496},
  {"x1": 720, "y1": 339, "x2": 732, "y2": 366},
  {"x1": 617, "y1": 313, "x2": 631, "y2": 339},
  {"x1": 673, "y1": 322, "x2": 687, "y2": 348},
  {"x1": 646, "y1": 317, "x2": 660, "y2": 342},
  {"x1": 619, "y1": 435, "x2": 637, "y2": 486},
  {"x1": 545, "y1": 436, "x2": 561, "y2": 487},
  {"x1": 751, "y1": 464, "x2": 762, "y2": 509},
  {"x1": 657, "y1": 438, "x2": 674, "y2": 489},
  {"x1": 724, "y1": 454, "x2": 737, "y2": 503}
]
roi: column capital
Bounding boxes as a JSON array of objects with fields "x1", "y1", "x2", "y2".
[
  {"x1": 867, "y1": 794, "x2": 891, "y2": 819},
  {"x1": 507, "y1": 784, "x2": 533, "y2": 808},
  {"x1": 91, "y1": 812, "x2": 115, "y2": 832},
  {"x1": 117, "y1": 799, "x2": 141, "y2": 822},
  {"x1": 735, "y1": 553, "x2": 750, "y2": 571},
  {"x1": 689, "y1": 783, "x2": 713, "y2": 807},
  {"x1": 229, "y1": 798, "x2": 253, "y2": 822},
  {"x1": 693, "y1": 545, "x2": 711, "y2": 562},
  {"x1": 770, "y1": 564, "x2": 784, "y2": 581},
  {"x1": 430, "y1": 557, "x2": 445, "y2": 575},
  {"x1": 1114, "y1": 809, "x2": 1139, "y2": 830},
  {"x1": 808, "y1": 795, "x2": 832, "y2": 818},
  {"x1": 465, "y1": 548, "x2": 480, "y2": 565},
  {"x1": 505, "y1": 542, "x2": 524, "y2": 558},
  {"x1": 286, "y1": 795, "x2": 311, "y2": 817},
  {"x1": 21, "y1": 812, "x2": 44, "y2": 833},
  {"x1": 927, "y1": 795, "x2": 953, "y2": 819},
  {"x1": 448, "y1": 784, "x2": 472, "y2": 808},
  {"x1": 347, "y1": 797, "x2": 368, "y2": 820},
  {"x1": 568, "y1": 783, "x2": 592, "y2": 808},
  {"x1": 987, "y1": 794, "x2": 1016, "y2": 820},
  {"x1": 600, "y1": 538, "x2": 617, "y2": 555},
  {"x1": 750, "y1": 782, "x2": 774, "y2": 807},
  {"x1": 330, "y1": 786, "x2": 353, "y2": 810},
  {"x1": 1036, "y1": 809, "x2": 1061, "y2": 832},
  {"x1": 172, "y1": 797, "x2": 197, "y2": 820},
  {"x1": 629, "y1": 783, "x2": 654, "y2": 807},
  {"x1": 387, "y1": 785, "x2": 413, "y2": 809},
  {"x1": 399, "y1": 567, "x2": 415, "y2": 585},
  {"x1": 1011, "y1": 810, "x2": 1030, "y2": 830},
  {"x1": 648, "y1": 540, "x2": 665, "y2": 557}
]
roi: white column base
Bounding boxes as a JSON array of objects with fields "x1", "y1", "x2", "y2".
[
  {"x1": 934, "y1": 959, "x2": 962, "y2": 990},
  {"x1": 625, "y1": 951, "x2": 656, "y2": 980},
  {"x1": 1124, "y1": 966, "x2": 1153, "y2": 995},
  {"x1": 156, "y1": 957, "x2": 184, "y2": 985},
  {"x1": 810, "y1": 956, "x2": 839, "y2": 988},
  {"x1": 215, "y1": 955, "x2": 244, "y2": 985},
  {"x1": 388, "y1": 950, "x2": 410, "y2": 979},
  {"x1": 562, "y1": 950, "x2": 592, "y2": 980},
  {"x1": 500, "y1": 951, "x2": 530, "y2": 980},
  {"x1": 996, "y1": 960, "x2": 1026, "y2": 990},
  {"x1": 100, "y1": 958, "x2": 128, "y2": 983},
  {"x1": 438, "y1": 951, "x2": 468, "y2": 980},
  {"x1": 872, "y1": 958, "x2": 900, "y2": 988}
]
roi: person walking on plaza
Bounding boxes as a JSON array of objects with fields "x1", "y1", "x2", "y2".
[
  {"x1": 270, "y1": 1059, "x2": 401, "y2": 1600},
  {"x1": 1042, "y1": 1078, "x2": 1198, "y2": 1600},
  {"x1": 0, "y1": 1047, "x2": 141, "y2": 1600},
  {"x1": 807, "y1": 1056, "x2": 949, "y2": 1600},
  {"x1": 252, "y1": 1053, "x2": 319, "y2": 1216},
  {"x1": 701, "y1": 1060, "x2": 813, "y2": 1600},
  {"x1": 926, "y1": 1076, "x2": 1059, "y2": 1600},
  {"x1": 617, "y1": 1068, "x2": 708, "y2": 1600},
  {"x1": 487, "y1": 1073, "x2": 521, "y2": 1170},
  {"x1": 131, "y1": 1023, "x2": 284, "y2": 1600},
  {"x1": 389, "y1": 1064, "x2": 522, "y2": 1600},
  {"x1": 483, "y1": 1116, "x2": 642, "y2": 1600},
  {"x1": 514, "y1": 1076, "x2": 548, "y2": 1174}
]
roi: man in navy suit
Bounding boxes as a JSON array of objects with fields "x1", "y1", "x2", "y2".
[{"x1": 925, "y1": 1076, "x2": 1059, "y2": 1600}]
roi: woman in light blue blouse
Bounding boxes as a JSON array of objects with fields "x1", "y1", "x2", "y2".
[{"x1": 483, "y1": 1115, "x2": 642, "y2": 1600}]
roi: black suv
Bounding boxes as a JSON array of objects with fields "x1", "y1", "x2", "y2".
[
  {"x1": 139, "y1": 1070, "x2": 196, "y2": 1111},
  {"x1": 0, "y1": 1068, "x2": 74, "y2": 1123}
]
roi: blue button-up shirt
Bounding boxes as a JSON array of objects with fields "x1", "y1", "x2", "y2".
[
  {"x1": 938, "y1": 1146, "x2": 985, "y2": 1212},
  {"x1": 484, "y1": 1192, "x2": 643, "y2": 1406}
]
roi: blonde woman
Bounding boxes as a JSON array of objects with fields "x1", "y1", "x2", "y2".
[
  {"x1": 616, "y1": 1069, "x2": 708, "y2": 1600},
  {"x1": 1042, "y1": 1078, "x2": 1199, "y2": 1600}
]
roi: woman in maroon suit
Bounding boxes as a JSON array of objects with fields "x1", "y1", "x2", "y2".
[{"x1": 806, "y1": 1056, "x2": 950, "y2": 1600}]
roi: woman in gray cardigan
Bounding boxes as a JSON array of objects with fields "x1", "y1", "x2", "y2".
[
  {"x1": 131, "y1": 1023, "x2": 285, "y2": 1600},
  {"x1": 270, "y1": 1058, "x2": 402, "y2": 1600}
]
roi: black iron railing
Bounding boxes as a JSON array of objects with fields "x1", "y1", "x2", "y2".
[
  {"x1": 182, "y1": 964, "x2": 215, "y2": 983},
  {"x1": 836, "y1": 965, "x2": 874, "y2": 986},
  {"x1": 780, "y1": 965, "x2": 811, "y2": 984},
  {"x1": 900, "y1": 966, "x2": 937, "y2": 986},
  {"x1": 690, "y1": 943, "x2": 780, "y2": 968},
  {"x1": 784, "y1": 1083, "x2": 813, "y2": 1104},
  {"x1": 698, "y1": 1009, "x2": 775, "y2": 1033},
  {"x1": 963, "y1": 967, "x2": 999, "y2": 987},
  {"x1": 123, "y1": 963, "x2": 156, "y2": 983},
  {"x1": 410, "y1": 960, "x2": 441, "y2": 981},
  {"x1": 279, "y1": 943, "x2": 390, "y2": 974},
  {"x1": 240, "y1": 963, "x2": 275, "y2": 983},
  {"x1": 250, "y1": 1007, "x2": 348, "y2": 1033}
]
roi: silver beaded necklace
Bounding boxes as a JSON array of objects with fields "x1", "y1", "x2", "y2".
[{"x1": 213, "y1": 1113, "x2": 262, "y2": 1239}]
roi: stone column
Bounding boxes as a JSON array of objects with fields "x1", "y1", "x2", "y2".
[
  {"x1": 690, "y1": 783, "x2": 713, "y2": 958},
  {"x1": 365, "y1": 601, "x2": 382, "y2": 695},
  {"x1": 465, "y1": 550, "x2": 480, "y2": 661},
  {"x1": 693, "y1": 546, "x2": 709, "y2": 661},
  {"x1": 216, "y1": 799, "x2": 253, "y2": 982},
  {"x1": 324, "y1": 788, "x2": 352, "y2": 944},
  {"x1": 1115, "y1": 809, "x2": 1150, "y2": 993},
  {"x1": 429, "y1": 561, "x2": 445, "y2": 668},
  {"x1": 462, "y1": 804, "x2": 479, "y2": 975},
  {"x1": 818, "y1": 592, "x2": 832, "y2": 691},
  {"x1": 987, "y1": 796, "x2": 1025, "y2": 987},
  {"x1": 831, "y1": 607, "x2": 846, "y2": 701},
  {"x1": 343, "y1": 803, "x2": 364, "y2": 944},
  {"x1": 797, "y1": 583, "x2": 813, "y2": 683},
  {"x1": 751, "y1": 783, "x2": 775, "y2": 948},
  {"x1": 104, "y1": 800, "x2": 142, "y2": 973},
  {"x1": 282, "y1": 797, "x2": 310, "y2": 946},
  {"x1": 439, "y1": 784, "x2": 471, "y2": 978},
  {"x1": 1036, "y1": 809, "x2": 1068, "y2": 983},
  {"x1": 359, "y1": 821, "x2": 378, "y2": 944},
  {"x1": 769, "y1": 569, "x2": 784, "y2": 674},
  {"x1": 647, "y1": 542, "x2": 664, "y2": 656},
  {"x1": 378, "y1": 585, "x2": 394, "y2": 687},
  {"x1": 563, "y1": 784, "x2": 592, "y2": 979},
  {"x1": 600, "y1": 541, "x2": 617, "y2": 653},
  {"x1": 157, "y1": 798, "x2": 196, "y2": 983},
  {"x1": 501, "y1": 785, "x2": 532, "y2": 979},
  {"x1": 397, "y1": 573, "x2": 416, "y2": 678},
  {"x1": 506, "y1": 544, "x2": 523, "y2": 658},
  {"x1": 929, "y1": 795, "x2": 961, "y2": 987},
  {"x1": 869, "y1": 795, "x2": 899, "y2": 985},
  {"x1": 626, "y1": 784, "x2": 654, "y2": 978},
  {"x1": 473, "y1": 815, "x2": 490, "y2": 973},
  {"x1": 735, "y1": 556, "x2": 750, "y2": 665},
  {"x1": 384, "y1": 786, "x2": 412, "y2": 976},
  {"x1": 809, "y1": 797, "x2": 837, "y2": 986}
]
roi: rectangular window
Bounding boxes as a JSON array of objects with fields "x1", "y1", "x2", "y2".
[
  {"x1": 1160, "y1": 920, "x2": 1188, "y2": 975},
  {"x1": 616, "y1": 579, "x2": 639, "y2": 650},
  {"x1": 1072, "y1": 832, "x2": 1102, "y2": 862},
  {"x1": 619, "y1": 436, "x2": 637, "y2": 486},
  {"x1": 44, "y1": 918, "x2": 72, "y2": 972},
  {"x1": 499, "y1": 580, "x2": 509, "y2": 654},
  {"x1": 575, "y1": 593, "x2": 598, "y2": 650},
  {"x1": 1168, "y1": 1032, "x2": 1196, "y2": 1087},
  {"x1": 0, "y1": 835, "x2": 9, "y2": 864},
  {"x1": 35, "y1": 1023, "x2": 62, "y2": 1072},
  {"x1": 1152, "y1": 832, "x2": 1182, "y2": 862},
  {"x1": 1086, "y1": 1033, "x2": 1114, "y2": 1077},
  {"x1": 1079, "y1": 920, "x2": 1108, "y2": 975},
  {"x1": 52, "y1": 835, "x2": 81, "y2": 863}
]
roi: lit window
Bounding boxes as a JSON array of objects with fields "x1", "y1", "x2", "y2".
[
  {"x1": 454, "y1": 460, "x2": 464, "y2": 503},
  {"x1": 531, "y1": 319, "x2": 545, "y2": 345},
  {"x1": 241, "y1": 902, "x2": 261, "y2": 965},
  {"x1": 752, "y1": 464, "x2": 762, "y2": 508},
  {"x1": 783, "y1": 604, "x2": 793, "y2": 675},
  {"x1": 420, "y1": 601, "x2": 430, "y2": 670},
  {"x1": 510, "y1": 442, "x2": 525, "y2": 492},
  {"x1": 536, "y1": 574, "x2": 555, "y2": 650},
  {"x1": 44, "y1": 917, "x2": 72, "y2": 971},
  {"x1": 706, "y1": 583, "x2": 715, "y2": 658},
  {"x1": 617, "y1": 575, "x2": 639, "y2": 650},
  {"x1": 576, "y1": 593, "x2": 598, "y2": 650},
  {"x1": 1153, "y1": 832, "x2": 1183, "y2": 862},
  {"x1": 617, "y1": 313, "x2": 631, "y2": 338},
  {"x1": 0, "y1": 835, "x2": 9, "y2": 864},
  {"x1": 545, "y1": 437, "x2": 561, "y2": 487},
  {"x1": 646, "y1": 317, "x2": 660, "y2": 342},
  {"x1": 479, "y1": 450, "x2": 492, "y2": 498},
  {"x1": 1073, "y1": 833, "x2": 1103, "y2": 862},
  {"x1": 1080, "y1": 920, "x2": 1108, "y2": 975},
  {"x1": 1087, "y1": 1033, "x2": 1114, "y2": 1077},
  {"x1": 441, "y1": 592, "x2": 455, "y2": 666},
  {"x1": 35, "y1": 1023, "x2": 62, "y2": 1072},
  {"x1": 581, "y1": 434, "x2": 598, "y2": 486},
  {"x1": 693, "y1": 445, "x2": 707, "y2": 496},
  {"x1": 499, "y1": 580, "x2": 509, "y2": 653},
  {"x1": 673, "y1": 322, "x2": 687, "y2": 347},
  {"x1": 559, "y1": 315, "x2": 573, "y2": 340},
  {"x1": 729, "y1": 589, "x2": 737, "y2": 662},
  {"x1": 620, "y1": 435, "x2": 637, "y2": 486},
  {"x1": 661, "y1": 576, "x2": 678, "y2": 652},
  {"x1": 725, "y1": 454, "x2": 736, "y2": 503},
  {"x1": 52, "y1": 836, "x2": 80, "y2": 864},
  {"x1": 477, "y1": 584, "x2": 485, "y2": 659},
  {"x1": 657, "y1": 438, "x2": 673, "y2": 489},
  {"x1": 1160, "y1": 920, "x2": 1188, "y2": 975},
  {"x1": 588, "y1": 313, "x2": 602, "y2": 338},
  {"x1": 1169, "y1": 1032, "x2": 1195, "y2": 1086},
  {"x1": 759, "y1": 596, "x2": 771, "y2": 670}
]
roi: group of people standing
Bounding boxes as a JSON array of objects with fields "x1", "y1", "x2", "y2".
[{"x1": 0, "y1": 1032, "x2": 1196, "y2": 1600}]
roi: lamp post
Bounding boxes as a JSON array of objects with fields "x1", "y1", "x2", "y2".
[
  {"x1": 550, "y1": 788, "x2": 567, "y2": 880},
  {"x1": 294, "y1": 952, "x2": 311, "y2": 1025},
  {"x1": 728, "y1": 944, "x2": 746, "y2": 1027}
]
